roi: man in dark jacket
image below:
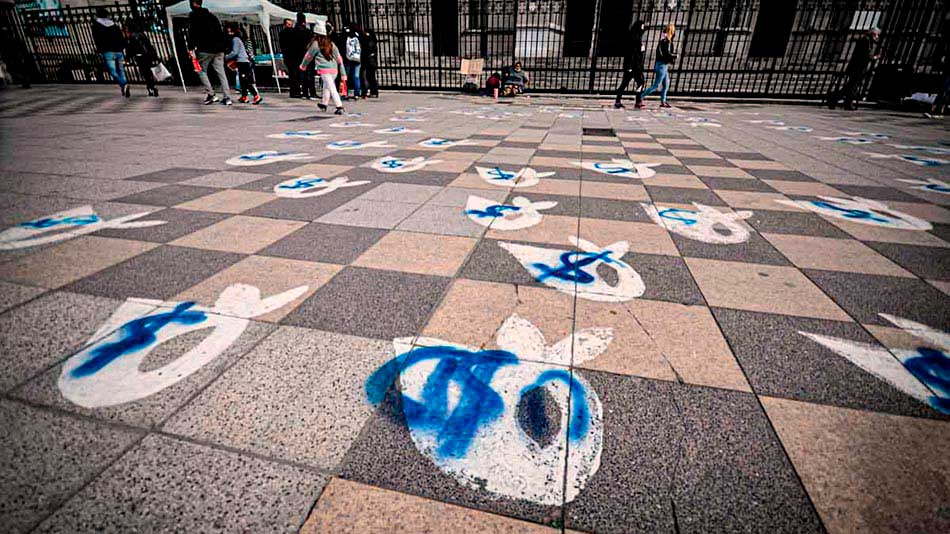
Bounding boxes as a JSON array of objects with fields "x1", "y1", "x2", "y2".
[
  {"x1": 188, "y1": 0, "x2": 232, "y2": 105},
  {"x1": 614, "y1": 20, "x2": 646, "y2": 109},
  {"x1": 91, "y1": 7, "x2": 129, "y2": 97},
  {"x1": 278, "y1": 18, "x2": 300, "y2": 97},
  {"x1": 361, "y1": 29, "x2": 379, "y2": 98},
  {"x1": 828, "y1": 28, "x2": 881, "y2": 110}
]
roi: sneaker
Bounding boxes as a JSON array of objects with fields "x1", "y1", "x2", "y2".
[
  {"x1": 238, "y1": 96, "x2": 249, "y2": 104},
  {"x1": 613, "y1": 101, "x2": 625, "y2": 109},
  {"x1": 253, "y1": 95, "x2": 263, "y2": 105},
  {"x1": 924, "y1": 112, "x2": 944, "y2": 119},
  {"x1": 123, "y1": 84, "x2": 130, "y2": 98},
  {"x1": 317, "y1": 103, "x2": 327, "y2": 112},
  {"x1": 221, "y1": 97, "x2": 233, "y2": 106},
  {"x1": 634, "y1": 102, "x2": 644, "y2": 109},
  {"x1": 307, "y1": 96, "x2": 319, "y2": 101},
  {"x1": 334, "y1": 107, "x2": 345, "y2": 115},
  {"x1": 660, "y1": 102, "x2": 671, "y2": 108},
  {"x1": 203, "y1": 95, "x2": 219, "y2": 105}
]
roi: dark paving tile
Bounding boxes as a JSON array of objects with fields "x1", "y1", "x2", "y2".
[
  {"x1": 244, "y1": 184, "x2": 372, "y2": 221},
  {"x1": 507, "y1": 193, "x2": 580, "y2": 218},
  {"x1": 623, "y1": 252, "x2": 705, "y2": 305},
  {"x1": 649, "y1": 163, "x2": 692, "y2": 175},
  {"x1": 471, "y1": 133, "x2": 508, "y2": 140},
  {"x1": 63, "y1": 245, "x2": 243, "y2": 300},
  {"x1": 318, "y1": 154, "x2": 377, "y2": 166},
  {"x1": 864, "y1": 241, "x2": 950, "y2": 281},
  {"x1": 459, "y1": 238, "x2": 546, "y2": 287},
  {"x1": 646, "y1": 185, "x2": 726, "y2": 207},
  {"x1": 581, "y1": 197, "x2": 653, "y2": 222},
  {"x1": 678, "y1": 157, "x2": 736, "y2": 167},
  {"x1": 832, "y1": 185, "x2": 924, "y2": 202},
  {"x1": 715, "y1": 151, "x2": 770, "y2": 160},
  {"x1": 112, "y1": 184, "x2": 219, "y2": 207},
  {"x1": 376, "y1": 171, "x2": 460, "y2": 187},
  {"x1": 259, "y1": 222, "x2": 388, "y2": 265},
  {"x1": 126, "y1": 167, "x2": 217, "y2": 183},
  {"x1": 387, "y1": 149, "x2": 436, "y2": 159},
  {"x1": 803, "y1": 269, "x2": 950, "y2": 330},
  {"x1": 746, "y1": 210, "x2": 852, "y2": 238},
  {"x1": 930, "y1": 223, "x2": 950, "y2": 243},
  {"x1": 444, "y1": 144, "x2": 492, "y2": 153},
  {"x1": 712, "y1": 307, "x2": 948, "y2": 419},
  {"x1": 746, "y1": 169, "x2": 817, "y2": 182},
  {"x1": 625, "y1": 148, "x2": 674, "y2": 157},
  {"x1": 535, "y1": 149, "x2": 581, "y2": 158},
  {"x1": 699, "y1": 176, "x2": 779, "y2": 192},
  {"x1": 229, "y1": 160, "x2": 310, "y2": 174},
  {"x1": 93, "y1": 208, "x2": 229, "y2": 243},
  {"x1": 498, "y1": 141, "x2": 541, "y2": 149},
  {"x1": 281, "y1": 266, "x2": 450, "y2": 340},
  {"x1": 234, "y1": 174, "x2": 290, "y2": 193},
  {"x1": 672, "y1": 232, "x2": 791, "y2": 266}
]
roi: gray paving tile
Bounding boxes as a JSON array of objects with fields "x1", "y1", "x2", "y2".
[
  {"x1": 33, "y1": 434, "x2": 325, "y2": 534},
  {"x1": 125, "y1": 167, "x2": 218, "y2": 183},
  {"x1": 832, "y1": 185, "x2": 924, "y2": 202},
  {"x1": 94, "y1": 208, "x2": 229, "y2": 243},
  {"x1": 864, "y1": 241, "x2": 950, "y2": 280},
  {"x1": 0, "y1": 400, "x2": 143, "y2": 534},
  {"x1": 396, "y1": 203, "x2": 487, "y2": 237},
  {"x1": 357, "y1": 183, "x2": 441, "y2": 204},
  {"x1": 165, "y1": 327, "x2": 393, "y2": 470},
  {"x1": 112, "y1": 184, "x2": 219, "y2": 207},
  {"x1": 316, "y1": 199, "x2": 420, "y2": 229},
  {"x1": 427, "y1": 187, "x2": 509, "y2": 207},
  {"x1": 259, "y1": 222, "x2": 388, "y2": 264},
  {"x1": 62, "y1": 245, "x2": 244, "y2": 300},
  {"x1": 747, "y1": 169, "x2": 817, "y2": 182},
  {"x1": 712, "y1": 307, "x2": 946, "y2": 419},
  {"x1": 672, "y1": 232, "x2": 792, "y2": 266},
  {"x1": 459, "y1": 238, "x2": 546, "y2": 287},
  {"x1": 624, "y1": 252, "x2": 705, "y2": 305},
  {"x1": 0, "y1": 281, "x2": 46, "y2": 314},
  {"x1": 699, "y1": 176, "x2": 779, "y2": 192},
  {"x1": 281, "y1": 266, "x2": 450, "y2": 340},
  {"x1": 646, "y1": 185, "x2": 727, "y2": 207},
  {"x1": 245, "y1": 183, "x2": 371, "y2": 221},
  {"x1": 181, "y1": 170, "x2": 271, "y2": 188},
  {"x1": 746, "y1": 210, "x2": 853, "y2": 238}
]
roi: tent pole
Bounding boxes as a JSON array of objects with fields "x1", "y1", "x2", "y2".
[
  {"x1": 166, "y1": 12, "x2": 187, "y2": 92},
  {"x1": 263, "y1": 23, "x2": 281, "y2": 93}
]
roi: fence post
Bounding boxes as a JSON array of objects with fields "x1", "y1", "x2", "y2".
[{"x1": 587, "y1": 0, "x2": 603, "y2": 93}]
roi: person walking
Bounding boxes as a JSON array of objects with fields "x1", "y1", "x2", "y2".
[
  {"x1": 828, "y1": 28, "x2": 881, "y2": 110},
  {"x1": 125, "y1": 21, "x2": 159, "y2": 97},
  {"x1": 614, "y1": 19, "x2": 647, "y2": 109},
  {"x1": 91, "y1": 7, "x2": 129, "y2": 97},
  {"x1": 278, "y1": 17, "x2": 302, "y2": 98},
  {"x1": 361, "y1": 29, "x2": 379, "y2": 98},
  {"x1": 640, "y1": 24, "x2": 677, "y2": 108},
  {"x1": 927, "y1": 22, "x2": 949, "y2": 118},
  {"x1": 188, "y1": 0, "x2": 232, "y2": 105},
  {"x1": 300, "y1": 19, "x2": 347, "y2": 114},
  {"x1": 226, "y1": 24, "x2": 262, "y2": 105},
  {"x1": 343, "y1": 25, "x2": 362, "y2": 100}
]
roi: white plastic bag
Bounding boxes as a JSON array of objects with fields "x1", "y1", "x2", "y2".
[{"x1": 151, "y1": 62, "x2": 172, "y2": 82}]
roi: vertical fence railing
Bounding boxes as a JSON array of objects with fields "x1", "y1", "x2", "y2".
[{"x1": 6, "y1": 0, "x2": 948, "y2": 98}]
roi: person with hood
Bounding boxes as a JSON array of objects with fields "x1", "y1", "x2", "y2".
[
  {"x1": 125, "y1": 21, "x2": 159, "y2": 97},
  {"x1": 300, "y1": 19, "x2": 347, "y2": 114},
  {"x1": 188, "y1": 0, "x2": 232, "y2": 105},
  {"x1": 360, "y1": 29, "x2": 379, "y2": 98},
  {"x1": 91, "y1": 7, "x2": 129, "y2": 97},
  {"x1": 828, "y1": 27, "x2": 881, "y2": 110},
  {"x1": 640, "y1": 23, "x2": 677, "y2": 108},
  {"x1": 614, "y1": 20, "x2": 646, "y2": 109}
]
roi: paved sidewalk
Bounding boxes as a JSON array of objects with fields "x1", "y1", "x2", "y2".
[{"x1": 1, "y1": 85, "x2": 948, "y2": 534}]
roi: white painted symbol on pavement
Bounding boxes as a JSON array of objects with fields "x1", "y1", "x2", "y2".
[
  {"x1": 0, "y1": 206, "x2": 165, "y2": 251},
  {"x1": 775, "y1": 195, "x2": 932, "y2": 230},
  {"x1": 685, "y1": 117, "x2": 721, "y2": 127},
  {"x1": 863, "y1": 153, "x2": 948, "y2": 167},
  {"x1": 464, "y1": 196, "x2": 557, "y2": 230},
  {"x1": 768, "y1": 125, "x2": 813, "y2": 132},
  {"x1": 58, "y1": 284, "x2": 309, "y2": 408},
  {"x1": 226, "y1": 151, "x2": 311, "y2": 166},
  {"x1": 896, "y1": 178, "x2": 950, "y2": 194},
  {"x1": 329, "y1": 121, "x2": 377, "y2": 128},
  {"x1": 571, "y1": 158, "x2": 661, "y2": 179},
  {"x1": 325, "y1": 140, "x2": 395, "y2": 151},
  {"x1": 475, "y1": 166, "x2": 554, "y2": 188},
  {"x1": 642, "y1": 202, "x2": 753, "y2": 244},
  {"x1": 843, "y1": 131, "x2": 890, "y2": 139},
  {"x1": 373, "y1": 126, "x2": 424, "y2": 134},
  {"x1": 747, "y1": 119, "x2": 786, "y2": 125},
  {"x1": 273, "y1": 176, "x2": 370, "y2": 198},
  {"x1": 371, "y1": 156, "x2": 442, "y2": 173},
  {"x1": 816, "y1": 136, "x2": 875, "y2": 145},
  {"x1": 887, "y1": 144, "x2": 950, "y2": 156},
  {"x1": 266, "y1": 130, "x2": 329, "y2": 139},
  {"x1": 500, "y1": 236, "x2": 645, "y2": 302},
  {"x1": 419, "y1": 138, "x2": 474, "y2": 148},
  {"x1": 391, "y1": 116, "x2": 428, "y2": 122}
]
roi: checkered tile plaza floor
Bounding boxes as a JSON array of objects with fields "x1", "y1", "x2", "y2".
[{"x1": 1, "y1": 85, "x2": 948, "y2": 533}]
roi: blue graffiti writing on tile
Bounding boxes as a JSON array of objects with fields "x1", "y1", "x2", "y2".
[
  {"x1": 329, "y1": 141, "x2": 362, "y2": 148},
  {"x1": 366, "y1": 346, "x2": 518, "y2": 459},
  {"x1": 465, "y1": 204, "x2": 521, "y2": 219},
  {"x1": 277, "y1": 177, "x2": 325, "y2": 190},
  {"x1": 533, "y1": 250, "x2": 616, "y2": 285},
  {"x1": 284, "y1": 131, "x2": 321, "y2": 137},
  {"x1": 427, "y1": 139, "x2": 452, "y2": 146},
  {"x1": 239, "y1": 151, "x2": 291, "y2": 161},
  {"x1": 810, "y1": 201, "x2": 890, "y2": 224},
  {"x1": 520, "y1": 369, "x2": 590, "y2": 440},
  {"x1": 924, "y1": 183, "x2": 950, "y2": 193},
  {"x1": 657, "y1": 208, "x2": 698, "y2": 226},
  {"x1": 70, "y1": 302, "x2": 207, "y2": 379},
  {"x1": 903, "y1": 347, "x2": 950, "y2": 414},
  {"x1": 593, "y1": 162, "x2": 630, "y2": 175},
  {"x1": 19, "y1": 214, "x2": 100, "y2": 229},
  {"x1": 900, "y1": 155, "x2": 944, "y2": 167},
  {"x1": 486, "y1": 167, "x2": 517, "y2": 180},
  {"x1": 382, "y1": 158, "x2": 405, "y2": 170}
]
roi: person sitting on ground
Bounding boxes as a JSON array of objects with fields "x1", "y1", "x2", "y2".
[
  {"x1": 486, "y1": 71, "x2": 501, "y2": 94},
  {"x1": 91, "y1": 7, "x2": 129, "y2": 97},
  {"x1": 225, "y1": 24, "x2": 261, "y2": 105},
  {"x1": 300, "y1": 19, "x2": 347, "y2": 115},
  {"x1": 502, "y1": 61, "x2": 529, "y2": 96}
]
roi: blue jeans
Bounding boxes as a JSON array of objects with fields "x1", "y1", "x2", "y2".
[
  {"x1": 103, "y1": 51, "x2": 127, "y2": 86},
  {"x1": 345, "y1": 62, "x2": 361, "y2": 97},
  {"x1": 640, "y1": 62, "x2": 670, "y2": 103}
]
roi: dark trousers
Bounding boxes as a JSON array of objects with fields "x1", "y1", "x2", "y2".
[
  {"x1": 135, "y1": 60, "x2": 156, "y2": 92},
  {"x1": 285, "y1": 56, "x2": 302, "y2": 96},
  {"x1": 300, "y1": 64, "x2": 316, "y2": 98},
  {"x1": 237, "y1": 62, "x2": 259, "y2": 97},
  {"x1": 829, "y1": 68, "x2": 870, "y2": 108},
  {"x1": 615, "y1": 66, "x2": 645, "y2": 104},
  {"x1": 362, "y1": 63, "x2": 378, "y2": 96}
]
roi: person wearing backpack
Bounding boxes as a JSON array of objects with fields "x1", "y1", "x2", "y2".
[
  {"x1": 344, "y1": 26, "x2": 362, "y2": 100},
  {"x1": 188, "y1": 0, "x2": 232, "y2": 106},
  {"x1": 640, "y1": 24, "x2": 677, "y2": 108}
]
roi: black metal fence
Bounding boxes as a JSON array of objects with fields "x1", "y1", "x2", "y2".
[{"x1": 4, "y1": 0, "x2": 948, "y2": 98}]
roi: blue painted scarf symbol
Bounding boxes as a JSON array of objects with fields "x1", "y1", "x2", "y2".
[
  {"x1": 657, "y1": 208, "x2": 698, "y2": 226},
  {"x1": 277, "y1": 177, "x2": 325, "y2": 189},
  {"x1": 19, "y1": 214, "x2": 100, "y2": 229},
  {"x1": 809, "y1": 200, "x2": 890, "y2": 223},
  {"x1": 465, "y1": 204, "x2": 520, "y2": 219},
  {"x1": 533, "y1": 250, "x2": 616, "y2": 284}
]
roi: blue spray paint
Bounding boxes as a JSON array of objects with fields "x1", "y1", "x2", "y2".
[
  {"x1": 239, "y1": 151, "x2": 291, "y2": 161},
  {"x1": 487, "y1": 167, "x2": 517, "y2": 180},
  {"x1": 903, "y1": 347, "x2": 950, "y2": 414},
  {"x1": 593, "y1": 162, "x2": 630, "y2": 174},
  {"x1": 278, "y1": 177, "x2": 325, "y2": 189},
  {"x1": 382, "y1": 159, "x2": 404, "y2": 169},
  {"x1": 902, "y1": 155, "x2": 944, "y2": 167},
  {"x1": 520, "y1": 369, "x2": 590, "y2": 440},
  {"x1": 330, "y1": 141, "x2": 361, "y2": 148},
  {"x1": 533, "y1": 250, "x2": 616, "y2": 285},
  {"x1": 19, "y1": 215, "x2": 100, "y2": 229},
  {"x1": 465, "y1": 205, "x2": 520, "y2": 219},
  {"x1": 70, "y1": 302, "x2": 207, "y2": 378},
  {"x1": 924, "y1": 183, "x2": 950, "y2": 193},
  {"x1": 658, "y1": 208, "x2": 698, "y2": 226},
  {"x1": 810, "y1": 201, "x2": 890, "y2": 223}
]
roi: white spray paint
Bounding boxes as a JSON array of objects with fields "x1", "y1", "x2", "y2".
[
  {"x1": 500, "y1": 236, "x2": 645, "y2": 302},
  {"x1": 371, "y1": 156, "x2": 442, "y2": 173},
  {"x1": 896, "y1": 178, "x2": 950, "y2": 195},
  {"x1": 642, "y1": 202, "x2": 753, "y2": 244},
  {"x1": 329, "y1": 121, "x2": 377, "y2": 128},
  {"x1": 685, "y1": 117, "x2": 721, "y2": 127},
  {"x1": 863, "y1": 153, "x2": 948, "y2": 167},
  {"x1": 464, "y1": 195, "x2": 557, "y2": 230},
  {"x1": 325, "y1": 140, "x2": 395, "y2": 151},
  {"x1": 58, "y1": 284, "x2": 308, "y2": 408},
  {"x1": 475, "y1": 166, "x2": 554, "y2": 188},
  {"x1": 815, "y1": 136, "x2": 875, "y2": 145},
  {"x1": 373, "y1": 126, "x2": 424, "y2": 134},
  {"x1": 571, "y1": 158, "x2": 661, "y2": 179},
  {"x1": 843, "y1": 131, "x2": 890, "y2": 140},
  {"x1": 419, "y1": 138, "x2": 474, "y2": 148},
  {"x1": 391, "y1": 116, "x2": 428, "y2": 122},
  {"x1": 888, "y1": 144, "x2": 950, "y2": 156},
  {"x1": 747, "y1": 119, "x2": 786, "y2": 126},
  {"x1": 775, "y1": 195, "x2": 932, "y2": 230},
  {"x1": 226, "y1": 151, "x2": 312, "y2": 166},
  {"x1": 0, "y1": 206, "x2": 165, "y2": 251},
  {"x1": 273, "y1": 176, "x2": 371, "y2": 198},
  {"x1": 768, "y1": 125, "x2": 813, "y2": 132},
  {"x1": 266, "y1": 130, "x2": 329, "y2": 139}
]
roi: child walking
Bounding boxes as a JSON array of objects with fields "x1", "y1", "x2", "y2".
[
  {"x1": 300, "y1": 19, "x2": 347, "y2": 114},
  {"x1": 226, "y1": 24, "x2": 262, "y2": 104}
]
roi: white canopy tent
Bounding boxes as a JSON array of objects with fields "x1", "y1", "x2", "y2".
[{"x1": 165, "y1": 0, "x2": 325, "y2": 93}]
